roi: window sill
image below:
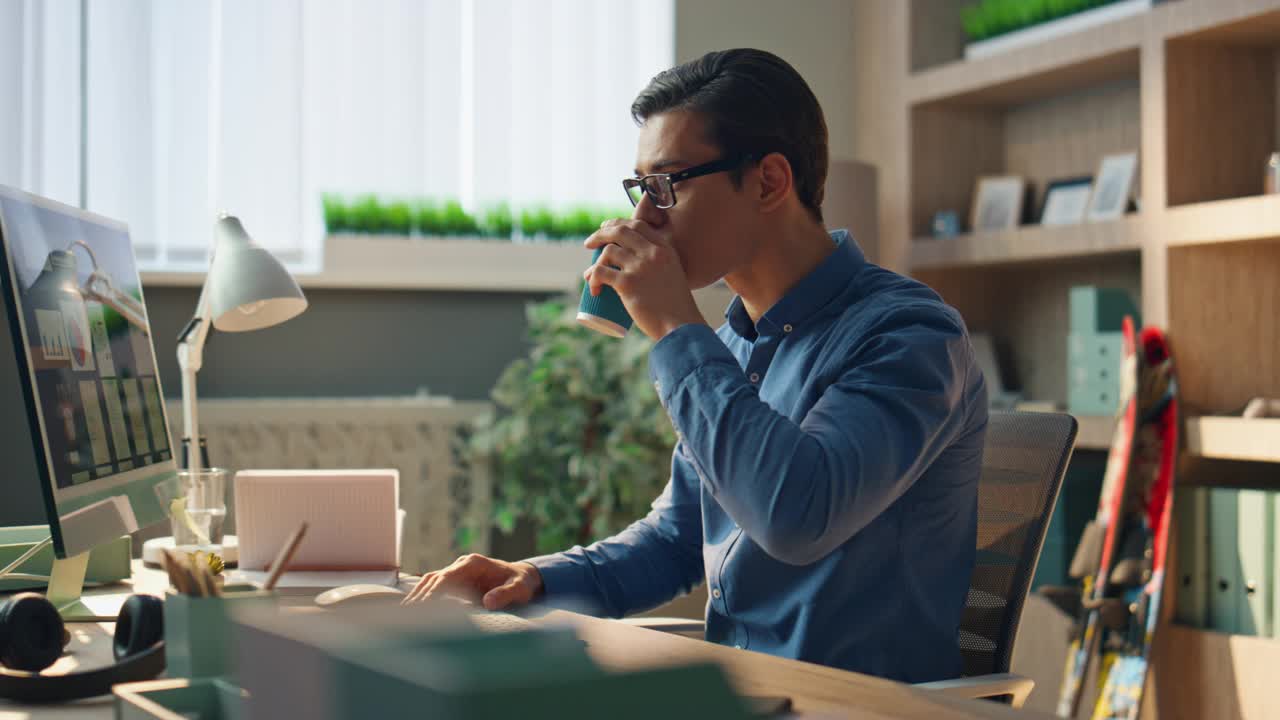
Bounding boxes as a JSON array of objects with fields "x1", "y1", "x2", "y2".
[{"x1": 141, "y1": 235, "x2": 590, "y2": 292}]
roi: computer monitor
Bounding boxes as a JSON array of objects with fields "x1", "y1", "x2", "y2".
[{"x1": 0, "y1": 184, "x2": 180, "y2": 618}]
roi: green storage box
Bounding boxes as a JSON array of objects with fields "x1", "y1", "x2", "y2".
[
  {"x1": 331, "y1": 630, "x2": 755, "y2": 720},
  {"x1": 1068, "y1": 380, "x2": 1120, "y2": 416},
  {"x1": 1068, "y1": 333, "x2": 1123, "y2": 379},
  {"x1": 114, "y1": 677, "x2": 246, "y2": 720},
  {"x1": 164, "y1": 585, "x2": 275, "y2": 679},
  {"x1": 232, "y1": 604, "x2": 756, "y2": 720},
  {"x1": 0, "y1": 525, "x2": 131, "y2": 592},
  {"x1": 1069, "y1": 286, "x2": 1140, "y2": 334},
  {"x1": 1068, "y1": 332, "x2": 1123, "y2": 416}
]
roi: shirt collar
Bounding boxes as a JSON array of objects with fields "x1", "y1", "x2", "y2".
[{"x1": 725, "y1": 229, "x2": 864, "y2": 340}]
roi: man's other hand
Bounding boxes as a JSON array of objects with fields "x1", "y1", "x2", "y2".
[{"x1": 401, "y1": 554, "x2": 544, "y2": 611}]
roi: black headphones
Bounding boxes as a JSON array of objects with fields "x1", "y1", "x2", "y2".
[{"x1": 0, "y1": 592, "x2": 165, "y2": 704}]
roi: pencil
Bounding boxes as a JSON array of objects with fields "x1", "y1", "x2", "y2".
[
  {"x1": 161, "y1": 550, "x2": 190, "y2": 595},
  {"x1": 263, "y1": 522, "x2": 308, "y2": 591},
  {"x1": 188, "y1": 553, "x2": 210, "y2": 597}
]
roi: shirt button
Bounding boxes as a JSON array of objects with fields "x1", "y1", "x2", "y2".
[
  {"x1": 783, "y1": 324, "x2": 793, "y2": 333},
  {"x1": 712, "y1": 588, "x2": 722, "y2": 599},
  {"x1": 749, "y1": 373, "x2": 760, "y2": 383}
]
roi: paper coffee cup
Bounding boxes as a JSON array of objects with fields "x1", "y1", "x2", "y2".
[{"x1": 577, "y1": 246, "x2": 632, "y2": 338}]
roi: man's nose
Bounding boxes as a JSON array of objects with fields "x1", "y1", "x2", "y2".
[{"x1": 632, "y1": 192, "x2": 668, "y2": 228}]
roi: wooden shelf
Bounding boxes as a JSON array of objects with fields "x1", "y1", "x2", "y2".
[
  {"x1": 907, "y1": 21, "x2": 1141, "y2": 107},
  {"x1": 1163, "y1": 196, "x2": 1280, "y2": 247},
  {"x1": 907, "y1": 0, "x2": 1280, "y2": 109},
  {"x1": 1186, "y1": 416, "x2": 1280, "y2": 463},
  {"x1": 1153, "y1": 624, "x2": 1280, "y2": 719},
  {"x1": 880, "y1": 2, "x2": 1280, "y2": 715},
  {"x1": 1161, "y1": 0, "x2": 1280, "y2": 44},
  {"x1": 1073, "y1": 414, "x2": 1117, "y2": 451},
  {"x1": 144, "y1": 235, "x2": 588, "y2": 293},
  {"x1": 909, "y1": 217, "x2": 1143, "y2": 270}
]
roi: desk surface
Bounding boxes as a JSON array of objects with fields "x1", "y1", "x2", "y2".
[{"x1": 3, "y1": 562, "x2": 1040, "y2": 719}]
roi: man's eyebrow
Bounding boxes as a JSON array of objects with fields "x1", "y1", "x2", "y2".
[{"x1": 634, "y1": 159, "x2": 684, "y2": 175}]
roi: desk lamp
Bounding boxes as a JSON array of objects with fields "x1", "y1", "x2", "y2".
[{"x1": 176, "y1": 213, "x2": 307, "y2": 473}]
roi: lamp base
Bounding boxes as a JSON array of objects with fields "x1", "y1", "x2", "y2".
[{"x1": 142, "y1": 535, "x2": 239, "y2": 568}]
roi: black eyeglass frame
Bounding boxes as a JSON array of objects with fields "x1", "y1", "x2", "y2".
[{"x1": 622, "y1": 153, "x2": 761, "y2": 209}]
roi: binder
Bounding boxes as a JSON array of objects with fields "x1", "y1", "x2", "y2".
[
  {"x1": 1206, "y1": 488, "x2": 1241, "y2": 633},
  {"x1": 1236, "y1": 489, "x2": 1273, "y2": 636},
  {"x1": 1274, "y1": 491, "x2": 1280, "y2": 639},
  {"x1": 1174, "y1": 487, "x2": 1208, "y2": 627}
]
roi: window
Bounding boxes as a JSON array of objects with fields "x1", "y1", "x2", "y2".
[{"x1": 0, "y1": 0, "x2": 674, "y2": 272}]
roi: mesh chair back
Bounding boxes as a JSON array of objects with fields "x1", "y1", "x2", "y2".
[{"x1": 959, "y1": 411, "x2": 1078, "y2": 678}]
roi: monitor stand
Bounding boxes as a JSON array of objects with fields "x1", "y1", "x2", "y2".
[
  {"x1": 0, "y1": 534, "x2": 117, "y2": 622},
  {"x1": 47, "y1": 550, "x2": 116, "y2": 622}
]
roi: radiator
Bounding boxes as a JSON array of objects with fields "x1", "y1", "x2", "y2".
[{"x1": 163, "y1": 395, "x2": 492, "y2": 574}]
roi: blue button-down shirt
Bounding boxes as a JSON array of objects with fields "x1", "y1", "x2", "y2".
[{"x1": 528, "y1": 230, "x2": 987, "y2": 683}]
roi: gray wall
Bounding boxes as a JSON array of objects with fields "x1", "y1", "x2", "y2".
[
  {"x1": 0, "y1": 311, "x2": 45, "y2": 526},
  {"x1": 675, "y1": 0, "x2": 859, "y2": 162},
  {"x1": 138, "y1": 286, "x2": 553, "y2": 401}
]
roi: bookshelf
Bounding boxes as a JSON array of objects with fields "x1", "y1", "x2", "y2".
[
  {"x1": 858, "y1": 0, "x2": 1280, "y2": 716},
  {"x1": 1186, "y1": 416, "x2": 1280, "y2": 463},
  {"x1": 1074, "y1": 414, "x2": 1119, "y2": 451},
  {"x1": 910, "y1": 216, "x2": 1144, "y2": 270},
  {"x1": 1163, "y1": 195, "x2": 1280, "y2": 247}
]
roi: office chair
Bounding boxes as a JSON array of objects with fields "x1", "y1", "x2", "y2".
[
  {"x1": 625, "y1": 411, "x2": 1078, "y2": 710},
  {"x1": 915, "y1": 410, "x2": 1077, "y2": 708}
]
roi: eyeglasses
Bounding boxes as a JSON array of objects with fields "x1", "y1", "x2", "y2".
[{"x1": 622, "y1": 154, "x2": 758, "y2": 209}]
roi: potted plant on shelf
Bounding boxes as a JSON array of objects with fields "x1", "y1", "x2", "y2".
[
  {"x1": 414, "y1": 200, "x2": 442, "y2": 237},
  {"x1": 385, "y1": 200, "x2": 413, "y2": 236},
  {"x1": 459, "y1": 296, "x2": 676, "y2": 554},
  {"x1": 518, "y1": 206, "x2": 556, "y2": 243},
  {"x1": 441, "y1": 200, "x2": 480, "y2": 237},
  {"x1": 481, "y1": 203, "x2": 515, "y2": 240},
  {"x1": 322, "y1": 194, "x2": 351, "y2": 235},
  {"x1": 961, "y1": 0, "x2": 1152, "y2": 60},
  {"x1": 349, "y1": 195, "x2": 385, "y2": 235}
]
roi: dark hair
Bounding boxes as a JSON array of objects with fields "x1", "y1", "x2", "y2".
[{"x1": 631, "y1": 48, "x2": 828, "y2": 223}]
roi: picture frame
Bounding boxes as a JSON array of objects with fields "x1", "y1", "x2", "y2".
[
  {"x1": 1039, "y1": 176, "x2": 1094, "y2": 226},
  {"x1": 1085, "y1": 152, "x2": 1138, "y2": 221},
  {"x1": 970, "y1": 175, "x2": 1025, "y2": 233}
]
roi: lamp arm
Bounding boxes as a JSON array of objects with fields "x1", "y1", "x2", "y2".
[
  {"x1": 177, "y1": 283, "x2": 213, "y2": 474},
  {"x1": 82, "y1": 271, "x2": 151, "y2": 336}
]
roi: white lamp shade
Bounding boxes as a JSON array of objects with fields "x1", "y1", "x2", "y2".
[{"x1": 207, "y1": 215, "x2": 307, "y2": 332}]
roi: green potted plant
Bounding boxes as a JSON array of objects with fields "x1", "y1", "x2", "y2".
[
  {"x1": 349, "y1": 195, "x2": 384, "y2": 235},
  {"x1": 557, "y1": 207, "x2": 591, "y2": 241},
  {"x1": 962, "y1": 0, "x2": 1118, "y2": 43},
  {"x1": 415, "y1": 200, "x2": 442, "y2": 237},
  {"x1": 322, "y1": 194, "x2": 350, "y2": 234},
  {"x1": 442, "y1": 200, "x2": 479, "y2": 237},
  {"x1": 480, "y1": 203, "x2": 515, "y2": 239},
  {"x1": 461, "y1": 297, "x2": 676, "y2": 554},
  {"x1": 519, "y1": 206, "x2": 556, "y2": 242},
  {"x1": 385, "y1": 200, "x2": 413, "y2": 236}
]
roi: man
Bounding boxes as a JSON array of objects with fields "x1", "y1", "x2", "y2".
[{"x1": 405, "y1": 48, "x2": 987, "y2": 684}]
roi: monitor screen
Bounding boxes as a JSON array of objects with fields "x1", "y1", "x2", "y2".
[{"x1": 0, "y1": 185, "x2": 179, "y2": 558}]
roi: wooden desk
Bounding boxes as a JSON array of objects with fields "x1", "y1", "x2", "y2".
[{"x1": 2, "y1": 563, "x2": 1043, "y2": 719}]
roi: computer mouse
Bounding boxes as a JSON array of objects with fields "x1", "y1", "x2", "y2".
[{"x1": 314, "y1": 583, "x2": 406, "y2": 607}]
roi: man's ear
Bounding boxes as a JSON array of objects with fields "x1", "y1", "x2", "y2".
[{"x1": 756, "y1": 152, "x2": 793, "y2": 213}]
